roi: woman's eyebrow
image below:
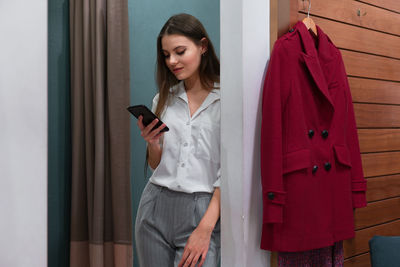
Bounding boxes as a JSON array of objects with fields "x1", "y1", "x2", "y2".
[
  {"x1": 162, "y1": 46, "x2": 186, "y2": 53},
  {"x1": 173, "y1": 46, "x2": 186, "y2": 50}
]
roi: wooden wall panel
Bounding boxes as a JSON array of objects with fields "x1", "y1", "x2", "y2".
[
  {"x1": 357, "y1": 0, "x2": 400, "y2": 13},
  {"x1": 297, "y1": 0, "x2": 400, "y2": 35},
  {"x1": 354, "y1": 104, "x2": 400, "y2": 128},
  {"x1": 271, "y1": 0, "x2": 299, "y2": 49},
  {"x1": 362, "y1": 152, "x2": 400, "y2": 177},
  {"x1": 349, "y1": 78, "x2": 400, "y2": 105},
  {"x1": 342, "y1": 50, "x2": 400, "y2": 81},
  {"x1": 358, "y1": 129, "x2": 400, "y2": 153},
  {"x1": 344, "y1": 253, "x2": 370, "y2": 267},
  {"x1": 354, "y1": 197, "x2": 400, "y2": 229},
  {"x1": 344, "y1": 220, "x2": 400, "y2": 258},
  {"x1": 298, "y1": 14, "x2": 400, "y2": 59},
  {"x1": 367, "y1": 174, "x2": 400, "y2": 202}
]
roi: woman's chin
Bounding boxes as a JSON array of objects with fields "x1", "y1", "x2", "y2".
[{"x1": 174, "y1": 73, "x2": 186, "y2": 80}]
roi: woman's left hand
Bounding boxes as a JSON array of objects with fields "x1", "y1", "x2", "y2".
[{"x1": 178, "y1": 225, "x2": 213, "y2": 267}]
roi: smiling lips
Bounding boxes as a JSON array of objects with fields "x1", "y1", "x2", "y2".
[{"x1": 173, "y1": 67, "x2": 183, "y2": 73}]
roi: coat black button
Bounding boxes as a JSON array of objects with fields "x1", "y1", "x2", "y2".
[
  {"x1": 268, "y1": 192, "x2": 275, "y2": 200},
  {"x1": 324, "y1": 162, "x2": 332, "y2": 171},
  {"x1": 312, "y1": 165, "x2": 318, "y2": 174},
  {"x1": 289, "y1": 28, "x2": 294, "y2": 33},
  {"x1": 322, "y1": 130, "x2": 329, "y2": 139},
  {"x1": 308, "y1": 129, "x2": 315, "y2": 138}
]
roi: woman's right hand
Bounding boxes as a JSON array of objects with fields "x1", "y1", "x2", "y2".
[{"x1": 137, "y1": 115, "x2": 166, "y2": 146}]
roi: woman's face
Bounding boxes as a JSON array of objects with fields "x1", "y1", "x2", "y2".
[{"x1": 161, "y1": 34, "x2": 205, "y2": 82}]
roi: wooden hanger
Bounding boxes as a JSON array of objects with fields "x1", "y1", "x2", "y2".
[{"x1": 302, "y1": 0, "x2": 317, "y2": 36}]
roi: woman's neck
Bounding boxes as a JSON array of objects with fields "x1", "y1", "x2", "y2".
[{"x1": 184, "y1": 73, "x2": 208, "y2": 92}]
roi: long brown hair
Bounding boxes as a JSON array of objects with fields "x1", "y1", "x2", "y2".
[{"x1": 154, "y1": 13, "x2": 220, "y2": 117}]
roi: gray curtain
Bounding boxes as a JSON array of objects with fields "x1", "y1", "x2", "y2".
[{"x1": 69, "y1": 0, "x2": 132, "y2": 266}]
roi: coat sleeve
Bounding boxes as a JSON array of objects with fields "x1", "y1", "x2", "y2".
[
  {"x1": 340, "y1": 56, "x2": 367, "y2": 208},
  {"x1": 260, "y1": 40, "x2": 290, "y2": 223}
]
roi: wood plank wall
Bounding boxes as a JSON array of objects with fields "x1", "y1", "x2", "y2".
[{"x1": 271, "y1": 0, "x2": 400, "y2": 266}]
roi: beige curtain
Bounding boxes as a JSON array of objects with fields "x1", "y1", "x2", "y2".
[{"x1": 69, "y1": 0, "x2": 132, "y2": 266}]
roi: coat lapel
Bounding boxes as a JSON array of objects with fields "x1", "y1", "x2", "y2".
[{"x1": 296, "y1": 22, "x2": 334, "y2": 109}]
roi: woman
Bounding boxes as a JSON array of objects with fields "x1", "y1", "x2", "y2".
[{"x1": 135, "y1": 13, "x2": 221, "y2": 267}]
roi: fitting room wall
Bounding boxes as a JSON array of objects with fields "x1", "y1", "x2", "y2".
[
  {"x1": 128, "y1": 1, "x2": 219, "y2": 266},
  {"x1": 48, "y1": 0, "x2": 71, "y2": 267},
  {"x1": 0, "y1": 1, "x2": 48, "y2": 266},
  {"x1": 220, "y1": 0, "x2": 271, "y2": 265}
]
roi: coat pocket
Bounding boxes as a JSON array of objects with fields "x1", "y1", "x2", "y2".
[
  {"x1": 333, "y1": 144, "x2": 352, "y2": 168},
  {"x1": 283, "y1": 149, "x2": 312, "y2": 175}
]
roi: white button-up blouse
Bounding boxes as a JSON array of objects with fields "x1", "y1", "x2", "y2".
[{"x1": 149, "y1": 81, "x2": 221, "y2": 193}]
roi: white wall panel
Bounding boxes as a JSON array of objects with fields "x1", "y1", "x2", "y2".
[
  {"x1": 0, "y1": 1, "x2": 48, "y2": 266},
  {"x1": 221, "y1": 0, "x2": 270, "y2": 266}
]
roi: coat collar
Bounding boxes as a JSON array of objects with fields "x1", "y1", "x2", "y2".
[{"x1": 295, "y1": 21, "x2": 335, "y2": 110}]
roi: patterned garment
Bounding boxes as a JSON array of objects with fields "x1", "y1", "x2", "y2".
[{"x1": 278, "y1": 241, "x2": 344, "y2": 267}]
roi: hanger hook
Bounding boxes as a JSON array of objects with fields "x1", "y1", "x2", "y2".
[{"x1": 307, "y1": 0, "x2": 311, "y2": 18}]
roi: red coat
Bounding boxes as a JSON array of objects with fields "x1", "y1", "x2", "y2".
[{"x1": 260, "y1": 21, "x2": 367, "y2": 252}]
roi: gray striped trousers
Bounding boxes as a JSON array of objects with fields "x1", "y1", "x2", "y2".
[{"x1": 135, "y1": 182, "x2": 221, "y2": 267}]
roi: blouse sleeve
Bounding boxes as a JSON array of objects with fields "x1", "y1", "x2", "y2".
[
  {"x1": 213, "y1": 168, "x2": 221, "y2": 188},
  {"x1": 151, "y1": 93, "x2": 159, "y2": 113},
  {"x1": 147, "y1": 93, "x2": 160, "y2": 173}
]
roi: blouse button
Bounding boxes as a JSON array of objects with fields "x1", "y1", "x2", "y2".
[
  {"x1": 183, "y1": 142, "x2": 188, "y2": 147},
  {"x1": 181, "y1": 163, "x2": 185, "y2": 168}
]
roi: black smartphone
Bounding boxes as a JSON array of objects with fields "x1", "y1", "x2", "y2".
[{"x1": 127, "y1": 105, "x2": 169, "y2": 132}]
